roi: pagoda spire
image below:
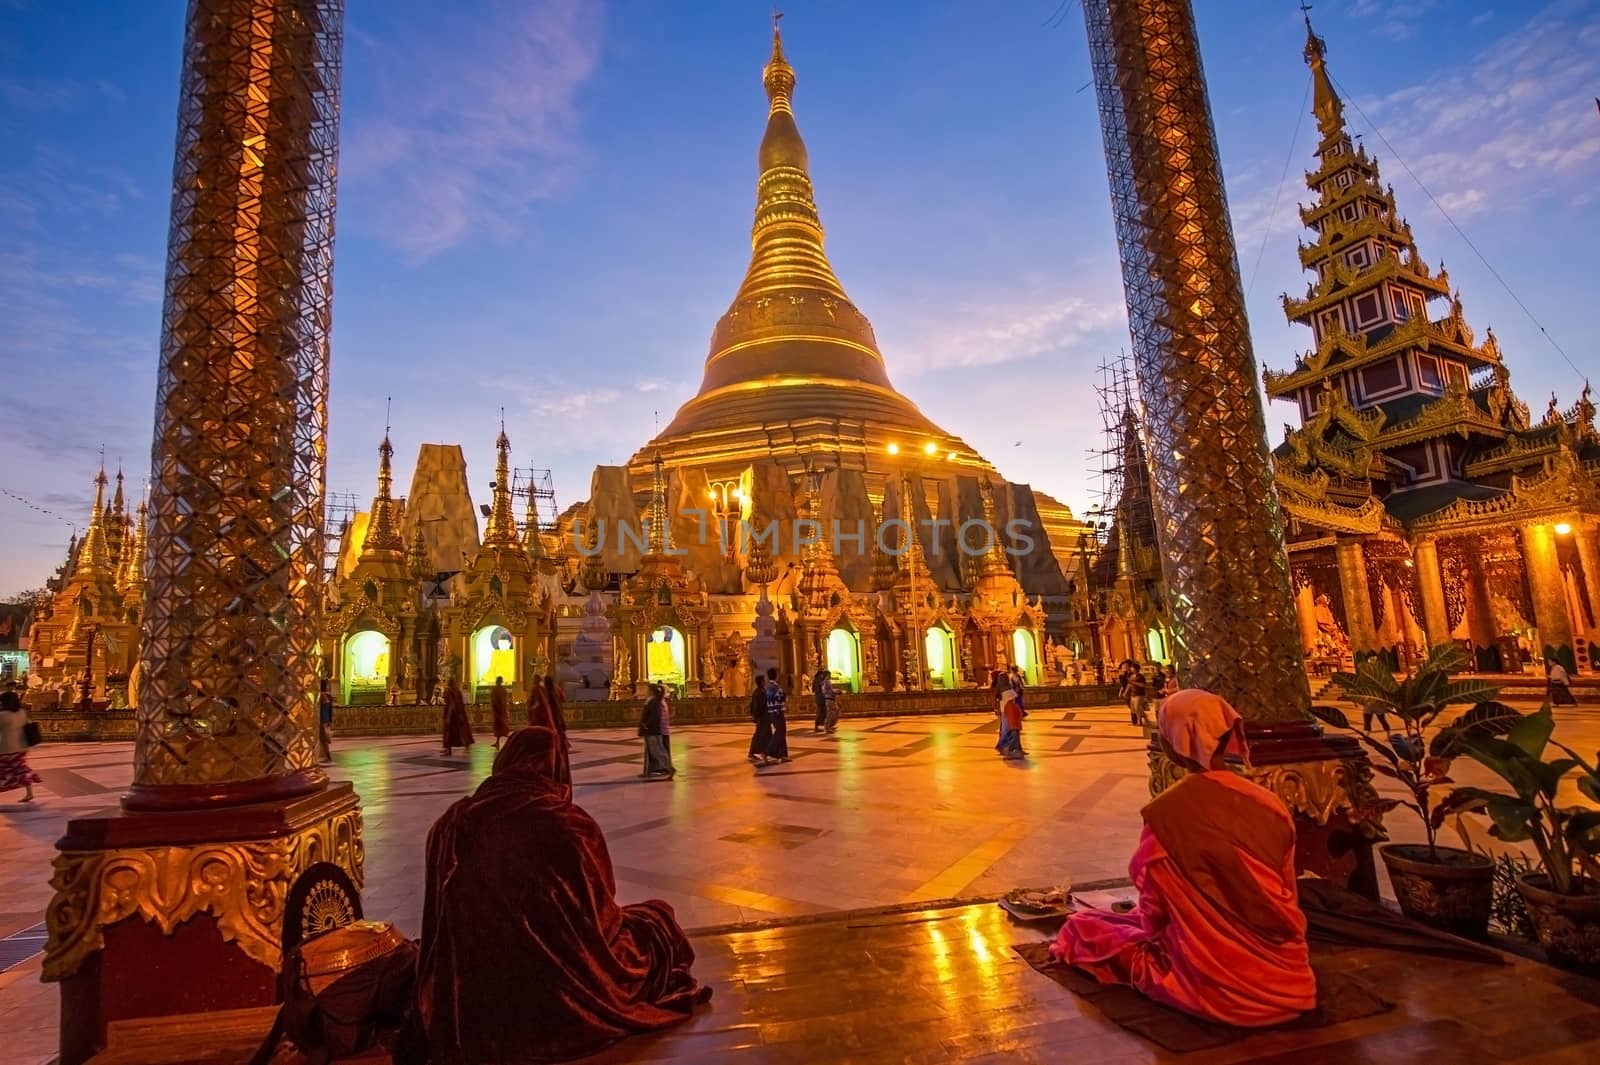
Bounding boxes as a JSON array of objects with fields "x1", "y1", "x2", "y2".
[
  {"x1": 978, "y1": 475, "x2": 1012, "y2": 578},
  {"x1": 1302, "y1": 10, "x2": 1347, "y2": 143},
  {"x1": 362, "y1": 431, "x2": 404, "y2": 557},
  {"x1": 75, "y1": 467, "x2": 114, "y2": 580},
  {"x1": 120, "y1": 497, "x2": 147, "y2": 597},
  {"x1": 522, "y1": 476, "x2": 549, "y2": 565},
  {"x1": 407, "y1": 519, "x2": 431, "y2": 580},
  {"x1": 106, "y1": 468, "x2": 127, "y2": 561},
  {"x1": 647, "y1": 449, "x2": 667, "y2": 556},
  {"x1": 483, "y1": 418, "x2": 519, "y2": 548}
]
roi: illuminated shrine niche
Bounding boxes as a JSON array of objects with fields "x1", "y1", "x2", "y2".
[
  {"x1": 472, "y1": 625, "x2": 516, "y2": 692},
  {"x1": 1011, "y1": 627, "x2": 1040, "y2": 685},
  {"x1": 646, "y1": 626, "x2": 686, "y2": 686},
  {"x1": 826, "y1": 627, "x2": 861, "y2": 692},
  {"x1": 924, "y1": 625, "x2": 956, "y2": 689}
]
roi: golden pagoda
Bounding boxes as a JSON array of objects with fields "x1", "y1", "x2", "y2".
[
  {"x1": 630, "y1": 24, "x2": 983, "y2": 486},
  {"x1": 1269, "y1": 17, "x2": 1599, "y2": 675}
]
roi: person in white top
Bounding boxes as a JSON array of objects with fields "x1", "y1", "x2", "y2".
[
  {"x1": 1548, "y1": 661, "x2": 1578, "y2": 706},
  {"x1": 0, "y1": 683, "x2": 41, "y2": 803}
]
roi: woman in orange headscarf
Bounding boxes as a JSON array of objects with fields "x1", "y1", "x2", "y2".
[{"x1": 1050, "y1": 689, "x2": 1315, "y2": 1027}]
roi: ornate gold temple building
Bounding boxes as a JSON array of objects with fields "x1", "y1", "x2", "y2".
[
  {"x1": 25, "y1": 468, "x2": 145, "y2": 707},
  {"x1": 1271, "y1": 21, "x2": 1598, "y2": 674},
  {"x1": 303, "y1": 26, "x2": 1086, "y2": 706}
]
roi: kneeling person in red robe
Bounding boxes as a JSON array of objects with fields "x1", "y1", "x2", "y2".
[
  {"x1": 413, "y1": 726, "x2": 710, "y2": 1063},
  {"x1": 1050, "y1": 689, "x2": 1315, "y2": 1027}
]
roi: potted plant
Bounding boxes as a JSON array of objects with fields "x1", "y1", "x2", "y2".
[
  {"x1": 1310, "y1": 642, "x2": 1518, "y2": 936},
  {"x1": 1446, "y1": 704, "x2": 1600, "y2": 971}
]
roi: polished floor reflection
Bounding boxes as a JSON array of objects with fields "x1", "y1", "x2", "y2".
[{"x1": 6, "y1": 702, "x2": 1599, "y2": 1064}]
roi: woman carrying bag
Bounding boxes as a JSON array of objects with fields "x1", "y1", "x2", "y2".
[{"x1": 0, "y1": 682, "x2": 41, "y2": 803}]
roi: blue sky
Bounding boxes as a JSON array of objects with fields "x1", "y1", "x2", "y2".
[{"x1": 1, "y1": 0, "x2": 1596, "y2": 594}]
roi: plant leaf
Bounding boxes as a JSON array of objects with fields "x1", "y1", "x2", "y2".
[
  {"x1": 1309, "y1": 703, "x2": 1353, "y2": 732},
  {"x1": 1507, "y1": 704, "x2": 1555, "y2": 758},
  {"x1": 1434, "y1": 678, "x2": 1502, "y2": 707},
  {"x1": 1431, "y1": 701, "x2": 1524, "y2": 758},
  {"x1": 1423, "y1": 641, "x2": 1470, "y2": 675}
]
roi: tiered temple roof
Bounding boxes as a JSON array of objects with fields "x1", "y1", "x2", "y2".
[{"x1": 1267, "y1": 17, "x2": 1596, "y2": 536}]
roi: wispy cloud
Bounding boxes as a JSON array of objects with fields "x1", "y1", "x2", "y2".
[
  {"x1": 879, "y1": 277, "x2": 1129, "y2": 378},
  {"x1": 1351, "y1": 0, "x2": 1600, "y2": 219},
  {"x1": 343, "y1": 0, "x2": 604, "y2": 262},
  {"x1": 1349, "y1": 0, "x2": 1440, "y2": 41}
]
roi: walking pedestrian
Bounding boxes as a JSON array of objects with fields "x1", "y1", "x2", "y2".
[
  {"x1": 639, "y1": 684, "x2": 675, "y2": 778},
  {"x1": 823, "y1": 675, "x2": 841, "y2": 734},
  {"x1": 761, "y1": 668, "x2": 790, "y2": 765},
  {"x1": 442, "y1": 678, "x2": 474, "y2": 756},
  {"x1": 747, "y1": 676, "x2": 771, "y2": 763},
  {"x1": 1121, "y1": 664, "x2": 1148, "y2": 727},
  {"x1": 527, "y1": 674, "x2": 552, "y2": 726},
  {"x1": 0, "y1": 683, "x2": 40, "y2": 804},
  {"x1": 316, "y1": 679, "x2": 334, "y2": 763},
  {"x1": 1549, "y1": 660, "x2": 1578, "y2": 706},
  {"x1": 996, "y1": 688, "x2": 1025, "y2": 759},
  {"x1": 490, "y1": 676, "x2": 511, "y2": 750},
  {"x1": 811, "y1": 667, "x2": 830, "y2": 732}
]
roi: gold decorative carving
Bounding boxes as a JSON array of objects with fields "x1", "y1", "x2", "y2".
[
  {"x1": 1244, "y1": 757, "x2": 1381, "y2": 828},
  {"x1": 1149, "y1": 751, "x2": 1381, "y2": 832},
  {"x1": 43, "y1": 806, "x2": 364, "y2": 983}
]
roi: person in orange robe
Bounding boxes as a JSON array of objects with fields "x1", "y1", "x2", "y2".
[
  {"x1": 489, "y1": 676, "x2": 511, "y2": 750},
  {"x1": 441, "y1": 679, "x2": 474, "y2": 757},
  {"x1": 1050, "y1": 688, "x2": 1315, "y2": 1027}
]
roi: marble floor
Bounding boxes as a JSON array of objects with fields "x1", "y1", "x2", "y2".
[{"x1": 3, "y1": 700, "x2": 1597, "y2": 1064}]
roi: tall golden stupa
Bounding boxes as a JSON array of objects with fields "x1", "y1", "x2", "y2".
[{"x1": 628, "y1": 25, "x2": 983, "y2": 485}]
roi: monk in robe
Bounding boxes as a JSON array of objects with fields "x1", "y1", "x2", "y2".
[
  {"x1": 412, "y1": 727, "x2": 709, "y2": 1063},
  {"x1": 1050, "y1": 689, "x2": 1315, "y2": 1027},
  {"x1": 489, "y1": 676, "x2": 511, "y2": 750}
]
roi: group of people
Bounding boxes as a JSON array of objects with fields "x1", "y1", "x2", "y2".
[
  {"x1": 439, "y1": 674, "x2": 569, "y2": 757},
  {"x1": 990, "y1": 664, "x2": 1028, "y2": 759},
  {"x1": 746, "y1": 667, "x2": 792, "y2": 765},
  {"x1": 1117, "y1": 660, "x2": 1176, "y2": 727}
]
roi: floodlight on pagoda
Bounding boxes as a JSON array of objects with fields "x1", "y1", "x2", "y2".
[
  {"x1": 886, "y1": 442, "x2": 900, "y2": 456},
  {"x1": 923, "y1": 442, "x2": 938, "y2": 455},
  {"x1": 1556, "y1": 522, "x2": 1573, "y2": 536}
]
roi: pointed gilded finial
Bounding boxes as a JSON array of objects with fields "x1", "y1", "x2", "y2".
[
  {"x1": 647, "y1": 448, "x2": 667, "y2": 556},
  {"x1": 764, "y1": 8, "x2": 794, "y2": 114},
  {"x1": 484, "y1": 419, "x2": 519, "y2": 548},
  {"x1": 407, "y1": 518, "x2": 431, "y2": 580},
  {"x1": 362, "y1": 422, "x2": 404, "y2": 556},
  {"x1": 1301, "y1": 5, "x2": 1346, "y2": 141},
  {"x1": 75, "y1": 466, "x2": 114, "y2": 580}
]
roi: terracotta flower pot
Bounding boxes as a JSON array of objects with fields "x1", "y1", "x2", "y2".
[
  {"x1": 1517, "y1": 874, "x2": 1600, "y2": 973},
  {"x1": 1379, "y1": 843, "x2": 1493, "y2": 938}
]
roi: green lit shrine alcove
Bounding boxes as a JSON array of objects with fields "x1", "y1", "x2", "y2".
[
  {"x1": 924, "y1": 624, "x2": 957, "y2": 689},
  {"x1": 1146, "y1": 628, "x2": 1167, "y2": 664},
  {"x1": 1011, "y1": 626, "x2": 1042, "y2": 686},
  {"x1": 826, "y1": 626, "x2": 862, "y2": 692},
  {"x1": 646, "y1": 626, "x2": 686, "y2": 688},
  {"x1": 472, "y1": 624, "x2": 516, "y2": 699},
  {"x1": 342, "y1": 628, "x2": 389, "y2": 705}
]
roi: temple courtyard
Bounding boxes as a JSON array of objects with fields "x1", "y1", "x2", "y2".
[{"x1": 4, "y1": 699, "x2": 1599, "y2": 1064}]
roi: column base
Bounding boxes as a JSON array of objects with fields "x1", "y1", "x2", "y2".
[
  {"x1": 45, "y1": 783, "x2": 364, "y2": 1065},
  {"x1": 1149, "y1": 720, "x2": 1380, "y2": 898}
]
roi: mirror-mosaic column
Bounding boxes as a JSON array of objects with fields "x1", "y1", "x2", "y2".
[
  {"x1": 43, "y1": 3, "x2": 363, "y2": 1061},
  {"x1": 1082, "y1": 0, "x2": 1378, "y2": 890}
]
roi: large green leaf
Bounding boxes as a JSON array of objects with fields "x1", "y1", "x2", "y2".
[
  {"x1": 1309, "y1": 703, "x2": 1352, "y2": 732},
  {"x1": 1564, "y1": 810, "x2": 1600, "y2": 852},
  {"x1": 1423, "y1": 641, "x2": 1470, "y2": 675},
  {"x1": 1433, "y1": 678, "x2": 1502, "y2": 708},
  {"x1": 1444, "y1": 786, "x2": 1537, "y2": 840},
  {"x1": 1430, "y1": 701, "x2": 1524, "y2": 758},
  {"x1": 1459, "y1": 735, "x2": 1546, "y2": 801},
  {"x1": 1507, "y1": 704, "x2": 1556, "y2": 758},
  {"x1": 1533, "y1": 758, "x2": 1581, "y2": 800}
]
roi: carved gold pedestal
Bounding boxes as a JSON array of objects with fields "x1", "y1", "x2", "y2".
[
  {"x1": 1149, "y1": 723, "x2": 1380, "y2": 895},
  {"x1": 44, "y1": 785, "x2": 363, "y2": 1065}
]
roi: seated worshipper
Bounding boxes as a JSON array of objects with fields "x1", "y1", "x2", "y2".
[
  {"x1": 1050, "y1": 689, "x2": 1315, "y2": 1027},
  {"x1": 413, "y1": 727, "x2": 710, "y2": 1064}
]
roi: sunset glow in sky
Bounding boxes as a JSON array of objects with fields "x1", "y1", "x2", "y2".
[{"x1": 1, "y1": 0, "x2": 1596, "y2": 593}]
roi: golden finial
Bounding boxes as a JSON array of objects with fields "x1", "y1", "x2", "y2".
[
  {"x1": 764, "y1": 9, "x2": 795, "y2": 114},
  {"x1": 1300, "y1": 4, "x2": 1346, "y2": 141},
  {"x1": 484, "y1": 419, "x2": 519, "y2": 548}
]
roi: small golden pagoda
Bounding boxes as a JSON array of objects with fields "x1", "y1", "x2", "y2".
[
  {"x1": 1270, "y1": 18, "x2": 1599, "y2": 675},
  {"x1": 27, "y1": 467, "x2": 143, "y2": 707}
]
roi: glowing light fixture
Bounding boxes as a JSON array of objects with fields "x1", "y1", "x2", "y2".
[
  {"x1": 886, "y1": 442, "x2": 900, "y2": 456},
  {"x1": 1555, "y1": 522, "x2": 1573, "y2": 535},
  {"x1": 732, "y1": 487, "x2": 743, "y2": 499},
  {"x1": 923, "y1": 441, "x2": 938, "y2": 455},
  {"x1": 946, "y1": 451, "x2": 957, "y2": 461}
]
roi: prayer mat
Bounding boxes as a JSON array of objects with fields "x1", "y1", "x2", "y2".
[{"x1": 1012, "y1": 941, "x2": 1393, "y2": 1053}]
